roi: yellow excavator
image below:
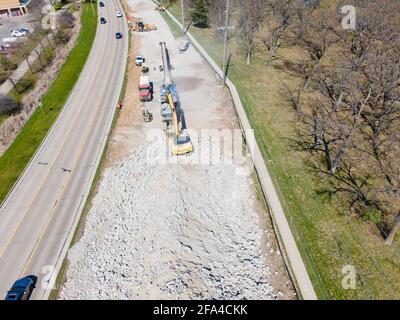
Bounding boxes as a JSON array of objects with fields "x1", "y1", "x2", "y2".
[
  {"x1": 133, "y1": 20, "x2": 157, "y2": 32},
  {"x1": 159, "y1": 42, "x2": 193, "y2": 156}
]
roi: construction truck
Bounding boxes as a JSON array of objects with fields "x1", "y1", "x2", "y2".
[
  {"x1": 159, "y1": 42, "x2": 193, "y2": 156},
  {"x1": 139, "y1": 75, "x2": 153, "y2": 102}
]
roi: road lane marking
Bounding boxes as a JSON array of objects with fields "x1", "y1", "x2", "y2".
[
  {"x1": 0, "y1": 9, "x2": 111, "y2": 260},
  {"x1": 19, "y1": 1, "x2": 127, "y2": 278}
]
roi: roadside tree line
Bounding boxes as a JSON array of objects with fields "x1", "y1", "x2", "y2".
[{"x1": 0, "y1": 3, "x2": 76, "y2": 110}]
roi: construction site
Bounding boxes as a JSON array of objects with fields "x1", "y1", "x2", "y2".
[{"x1": 59, "y1": 0, "x2": 295, "y2": 300}]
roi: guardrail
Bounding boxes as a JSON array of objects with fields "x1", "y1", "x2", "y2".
[{"x1": 153, "y1": 0, "x2": 317, "y2": 300}]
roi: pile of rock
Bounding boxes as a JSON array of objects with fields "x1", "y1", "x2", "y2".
[{"x1": 60, "y1": 141, "x2": 277, "y2": 300}]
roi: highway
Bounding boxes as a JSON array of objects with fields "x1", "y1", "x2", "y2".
[{"x1": 0, "y1": 0, "x2": 128, "y2": 299}]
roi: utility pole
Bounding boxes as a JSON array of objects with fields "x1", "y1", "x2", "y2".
[
  {"x1": 217, "y1": 0, "x2": 234, "y2": 86},
  {"x1": 181, "y1": 0, "x2": 185, "y2": 35}
]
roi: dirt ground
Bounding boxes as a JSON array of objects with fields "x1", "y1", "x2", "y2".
[
  {"x1": 104, "y1": 2, "x2": 143, "y2": 166},
  {"x1": 60, "y1": 0, "x2": 295, "y2": 300}
]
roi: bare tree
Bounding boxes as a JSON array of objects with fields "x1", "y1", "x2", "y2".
[
  {"x1": 294, "y1": 0, "x2": 400, "y2": 243},
  {"x1": 385, "y1": 215, "x2": 400, "y2": 245},
  {"x1": 261, "y1": 0, "x2": 293, "y2": 68},
  {"x1": 0, "y1": 56, "x2": 18, "y2": 92},
  {"x1": 292, "y1": 8, "x2": 340, "y2": 89},
  {"x1": 237, "y1": 0, "x2": 266, "y2": 64},
  {"x1": 57, "y1": 9, "x2": 76, "y2": 29}
]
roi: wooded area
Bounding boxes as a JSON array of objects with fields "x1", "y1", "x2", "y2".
[{"x1": 168, "y1": 0, "x2": 400, "y2": 245}]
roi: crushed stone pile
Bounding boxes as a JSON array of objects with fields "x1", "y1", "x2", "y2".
[{"x1": 59, "y1": 141, "x2": 277, "y2": 299}]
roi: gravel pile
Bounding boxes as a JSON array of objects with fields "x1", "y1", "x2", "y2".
[{"x1": 59, "y1": 141, "x2": 277, "y2": 299}]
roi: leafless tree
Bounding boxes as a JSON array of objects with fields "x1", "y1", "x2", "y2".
[
  {"x1": 292, "y1": 8, "x2": 340, "y2": 89},
  {"x1": 261, "y1": 0, "x2": 293, "y2": 68},
  {"x1": 236, "y1": 0, "x2": 266, "y2": 64},
  {"x1": 293, "y1": 0, "x2": 400, "y2": 243},
  {"x1": 0, "y1": 56, "x2": 18, "y2": 92},
  {"x1": 57, "y1": 10, "x2": 76, "y2": 29}
]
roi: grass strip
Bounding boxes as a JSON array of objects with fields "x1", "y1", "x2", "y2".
[{"x1": 0, "y1": 2, "x2": 98, "y2": 203}]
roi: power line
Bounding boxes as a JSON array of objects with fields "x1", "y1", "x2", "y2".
[{"x1": 217, "y1": 0, "x2": 235, "y2": 86}]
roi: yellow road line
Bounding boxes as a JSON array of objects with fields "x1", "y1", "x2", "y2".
[
  {"x1": 0, "y1": 12, "x2": 108, "y2": 260},
  {"x1": 19, "y1": 2, "x2": 124, "y2": 277}
]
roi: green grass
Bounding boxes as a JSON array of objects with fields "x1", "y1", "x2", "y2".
[
  {"x1": 162, "y1": 5, "x2": 400, "y2": 300},
  {"x1": 0, "y1": 3, "x2": 98, "y2": 203}
]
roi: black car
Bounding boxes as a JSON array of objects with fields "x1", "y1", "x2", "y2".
[
  {"x1": 4, "y1": 275, "x2": 38, "y2": 300},
  {"x1": 99, "y1": 1, "x2": 104, "y2": 7},
  {"x1": 115, "y1": 32, "x2": 122, "y2": 39},
  {"x1": 100, "y1": 17, "x2": 106, "y2": 24}
]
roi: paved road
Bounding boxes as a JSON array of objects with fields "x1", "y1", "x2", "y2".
[{"x1": 0, "y1": 0, "x2": 128, "y2": 300}]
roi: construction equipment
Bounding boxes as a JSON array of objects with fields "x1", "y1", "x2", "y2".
[
  {"x1": 133, "y1": 20, "x2": 157, "y2": 32},
  {"x1": 159, "y1": 41, "x2": 193, "y2": 156},
  {"x1": 141, "y1": 63, "x2": 149, "y2": 73},
  {"x1": 139, "y1": 75, "x2": 153, "y2": 102},
  {"x1": 142, "y1": 105, "x2": 153, "y2": 122},
  {"x1": 143, "y1": 23, "x2": 157, "y2": 31}
]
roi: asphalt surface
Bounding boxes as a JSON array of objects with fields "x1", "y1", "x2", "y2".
[
  {"x1": 0, "y1": 14, "x2": 33, "y2": 42},
  {"x1": 0, "y1": 0, "x2": 128, "y2": 300}
]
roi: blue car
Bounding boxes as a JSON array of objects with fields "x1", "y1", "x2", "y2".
[
  {"x1": 115, "y1": 32, "x2": 122, "y2": 39},
  {"x1": 5, "y1": 275, "x2": 38, "y2": 300}
]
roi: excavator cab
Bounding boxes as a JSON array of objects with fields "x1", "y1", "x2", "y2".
[{"x1": 171, "y1": 132, "x2": 193, "y2": 155}]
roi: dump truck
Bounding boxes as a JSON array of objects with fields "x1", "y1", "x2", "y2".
[{"x1": 139, "y1": 75, "x2": 153, "y2": 102}]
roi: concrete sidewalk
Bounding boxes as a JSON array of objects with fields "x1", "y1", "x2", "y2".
[{"x1": 0, "y1": 35, "x2": 52, "y2": 96}]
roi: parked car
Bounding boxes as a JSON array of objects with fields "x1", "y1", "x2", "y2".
[
  {"x1": 100, "y1": 17, "x2": 106, "y2": 24},
  {"x1": 99, "y1": 1, "x2": 104, "y2": 7},
  {"x1": 116, "y1": 11, "x2": 123, "y2": 18},
  {"x1": 135, "y1": 55, "x2": 144, "y2": 66},
  {"x1": 178, "y1": 40, "x2": 190, "y2": 53},
  {"x1": 4, "y1": 275, "x2": 38, "y2": 300},
  {"x1": 115, "y1": 32, "x2": 122, "y2": 39},
  {"x1": 10, "y1": 30, "x2": 24, "y2": 37},
  {"x1": 18, "y1": 28, "x2": 30, "y2": 35}
]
